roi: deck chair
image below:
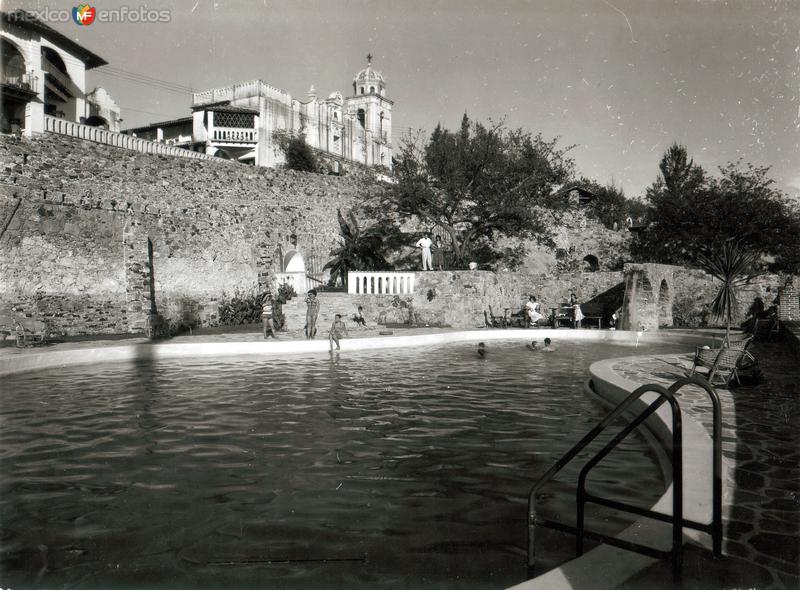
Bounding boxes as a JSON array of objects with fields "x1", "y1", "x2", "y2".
[
  {"x1": 13, "y1": 317, "x2": 49, "y2": 347},
  {"x1": 691, "y1": 337, "x2": 753, "y2": 386},
  {"x1": 485, "y1": 306, "x2": 507, "y2": 329}
]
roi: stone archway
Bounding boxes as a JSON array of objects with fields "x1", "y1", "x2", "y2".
[
  {"x1": 620, "y1": 263, "x2": 678, "y2": 331},
  {"x1": 583, "y1": 254, "x2": 599, "y2": 272}
]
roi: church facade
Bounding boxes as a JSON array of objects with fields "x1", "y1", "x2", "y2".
[{"x1": 125, "y1": 56, "x2": 393, "y2": 171}]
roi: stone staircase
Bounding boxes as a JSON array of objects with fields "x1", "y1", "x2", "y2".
[{"x1": 280, "y1": 292, "x2": 362, "y2": 333}]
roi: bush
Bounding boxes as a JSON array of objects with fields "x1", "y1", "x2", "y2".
[
  {"x1": 273, "y1": 130, "x2": 318, "y2": 173},
  {"x1": 219, "y1": 290, "x2": 266, "y2": 326}
]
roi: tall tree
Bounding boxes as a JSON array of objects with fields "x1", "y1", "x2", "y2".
[
  {"x1": 387, "y1": 115, "x2": 575, "y2": 265},
  {"x1": 634, "y1": 146, "x2": 800, "y2": 273}
]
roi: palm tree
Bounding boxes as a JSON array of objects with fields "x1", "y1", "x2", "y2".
[
  {"x1": 323, "y1": 209, "x2": 389, "y2": 289},
  {"x1": 697, "y1": 239, "x2": 758, "y2": 343}
]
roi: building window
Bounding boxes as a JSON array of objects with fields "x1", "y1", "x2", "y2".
[
  {"x1": 370, "y1": 86, "x2": 375, "y2": 94},
  {"x1": 360, "y1": 87, "x2": 364, "y2": 94},
  {"x1": 213, "y1": 111, "x2": 255, "y2": 128},
  {"x1": 357, "y1": 109, "x2": 365, "y2": 127}
]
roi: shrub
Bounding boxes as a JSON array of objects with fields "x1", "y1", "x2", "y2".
[{"x1": 219, "y1": 289, "x2": 266, "y2": 326}]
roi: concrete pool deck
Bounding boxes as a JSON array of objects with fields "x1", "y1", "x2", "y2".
[{"x1": 1, "y1": 327, "x2": 796, "y2": 588}]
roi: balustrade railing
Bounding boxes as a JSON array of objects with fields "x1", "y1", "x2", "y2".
[
  {"x1": 44, "y1": 115, "x2": 221, "y2": 162},
  {"x1": 3, "y1": 67, "x2": 37, "y2": 93},
  {"x1": 348, "y1": 271, "x2": 415, "y2": 295},
  {"x1": 212, "y1": 127, "x2": 258, "y2": 142}
]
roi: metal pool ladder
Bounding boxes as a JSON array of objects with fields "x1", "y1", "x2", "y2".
[{"x1": 526, "y1": 376, "x2": 723, "y2": 582}]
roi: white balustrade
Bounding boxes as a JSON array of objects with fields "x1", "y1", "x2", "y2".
[
  {"x1": 347, "y1": 271, "x2": 415, "y2": 295},
  {"x1": 44, "y1": 116, "x2": 223, "y2": 162},
  {"x1": 212, "y1": 127, "x2": 258, "y2": 142}
]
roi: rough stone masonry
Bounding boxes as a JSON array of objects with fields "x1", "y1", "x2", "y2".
[{"x1": 0, "y1": 132, "x2": 369, "y2": 336}]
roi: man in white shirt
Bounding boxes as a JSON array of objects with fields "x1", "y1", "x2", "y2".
[{"x1": 415, "y1": 234, "x2": 433, "y2": 270}]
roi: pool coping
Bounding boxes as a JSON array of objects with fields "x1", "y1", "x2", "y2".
[
  {"x1": 0, "y1": 327, "x2": 711, "y2": 377},
  {"x1": 0, "y1": 327, "x2": 718, "y2": 590}
]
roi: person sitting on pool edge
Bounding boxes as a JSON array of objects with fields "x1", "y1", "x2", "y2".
[
  {"x1": 541, "y1": 337, "x2": 556, "y2": 352},
  {"x1": 329, "y1": 314, "x2": 349, "y2": 350}
]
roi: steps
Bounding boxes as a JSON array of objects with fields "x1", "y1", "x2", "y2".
[{"x1": 279, "y1": 292, "x2": 362, "y2": 333}]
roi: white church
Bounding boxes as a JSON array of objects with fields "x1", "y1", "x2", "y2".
[{"x1": 125, "y1": 55, "x2": 393, "y2": 171}]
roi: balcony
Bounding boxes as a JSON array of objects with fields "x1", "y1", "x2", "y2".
[
  {"x1": 211, "y1": 127, "x2": 258, "y2": 143},
  {"x1": 1, "y1": 66, "x2": 38, "y2": 100}
]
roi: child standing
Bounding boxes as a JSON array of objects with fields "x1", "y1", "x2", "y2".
[
  {"x1": 329, "y1": 314, "x2": 349, "y2": 350},
  {"x1": 262, "y1": 295, "x2": 277, "y2": 339}
]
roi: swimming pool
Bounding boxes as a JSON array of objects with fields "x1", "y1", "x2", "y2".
[{"x1": 0, "y1": 339, "x2": 697, "y2": 589}]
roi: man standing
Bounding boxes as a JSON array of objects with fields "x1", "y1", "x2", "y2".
[
  {"x1": 305, "y1": 289, "x2": 320, "y2": 339},
  {"x1": 416, "y1": 234, "x2": 433, "y2": 271}
]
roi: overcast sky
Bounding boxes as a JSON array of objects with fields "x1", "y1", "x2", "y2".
[{"x1": 13, "y1": 0, "x2": 800, "y2": 199}]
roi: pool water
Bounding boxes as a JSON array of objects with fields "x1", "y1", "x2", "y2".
[{"x1": 0, "y1": 339, "x2": 694, "y2": 589}]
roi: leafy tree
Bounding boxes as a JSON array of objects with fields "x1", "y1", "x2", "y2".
[
  {"x1": 273, "y1": 130, "x2": 318, "y2": 172},
  {"x1": 634, "y1": 146, "x2": 800, "y2": 273},
  {"x1": 386, "y1": 115, "x2": 575, "y2": 265},
  {"x1": 323, "y1": 209, "x2": 389, "y2": 288},
  {"x1": 697, "y1": 240, "x2": 758, "y2": 342},
  {"x1": 579, "y1": 178, "x2": 648, "y2": 229}
]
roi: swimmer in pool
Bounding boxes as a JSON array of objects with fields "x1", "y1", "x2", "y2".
[
  {"x1": 477, "y1": 342, "x2": 486, "y2": 357},
  {"x1": 526, "y1": 341, "x2": 538, "y2": 351},
  {"x1": 541, "y1": 337, "x2": 556, "y2": 352}
]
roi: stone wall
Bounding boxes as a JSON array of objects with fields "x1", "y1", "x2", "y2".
[
  {"x1": 328, "y1": 270, "x2": 625, "y2": 330},
  {"x1": 619, "y1": 263, "x2": 800, "y2": 331},
  {"x1": 0, "y1": 132, "x2": 369, "y2": 336}
]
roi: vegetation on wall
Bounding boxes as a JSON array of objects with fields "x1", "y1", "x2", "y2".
[
  {"x1": 272, "y1": 130, "x2": 318, "y2": 173},
  {"x1": 323, "y1": 208, "x2": 389, "y2": 288}
]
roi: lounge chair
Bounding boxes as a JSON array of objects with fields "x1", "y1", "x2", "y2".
[
  {"x1": 691, "y1": 336, "x2": 755, "y2": 386},
  {"x1": 485, "y1": 306, "x2": 507, "y2": 329},
  {"x1": 13, "y1": 317, "x2": 49, "y2": 347}
]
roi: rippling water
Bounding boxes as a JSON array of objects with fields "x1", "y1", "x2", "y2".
[{"x1": 0, "y1": 339, "x2": 693, "y2": 589}]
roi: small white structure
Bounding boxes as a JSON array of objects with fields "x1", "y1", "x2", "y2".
[{"x1": 85, "y1": 87, "x2": 122, "y2": 132}]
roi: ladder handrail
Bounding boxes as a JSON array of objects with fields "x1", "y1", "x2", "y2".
[
  {"x1": 527, "y1": 375, "x2": 722, "y2": 579},
  {"x1": 527, "y1": 382, "x2": 670, "y2": 510}
]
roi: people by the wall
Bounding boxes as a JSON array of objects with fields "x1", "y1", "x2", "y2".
[
  {"x1": 262, "y1": 294, "x2": 276, "y2": 339},
  {"x1": 305, "y1": 289, "x2": 320, "y2": 339},
  {"x1": 432, "y1": 235, "x2": 446, "y2": 271},
  {"x1": 525, "y1": 295, "x2": 543, "y2": 326},
  {"x1": 353, "y1": 305, "x2": 368, "y2": 328},
  {"x1": 415, "y1": 234, "x2": 433, "y2": 271},
  {"x1": 569, "y1": 292, "x2": 584, "y2": 328}
]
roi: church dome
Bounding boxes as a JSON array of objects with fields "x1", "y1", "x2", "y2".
[{"x1": 353, "y1": 54, "x2": 386, "y2": 96}]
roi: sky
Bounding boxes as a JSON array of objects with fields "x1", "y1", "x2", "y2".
[{"x1": 10, "y1": 0, "x2": 800, "y2": 199}]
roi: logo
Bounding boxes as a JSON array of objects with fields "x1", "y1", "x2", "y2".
[{"x1": 72, "y1": 4, "x2": 97, "y2": 25}]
